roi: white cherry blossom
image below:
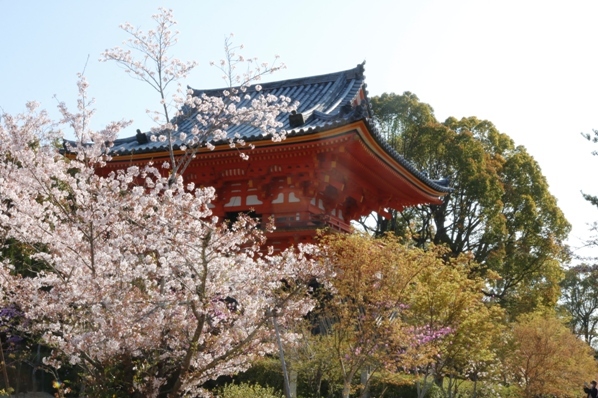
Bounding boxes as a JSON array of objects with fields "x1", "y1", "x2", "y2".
[{"x1": 0, "y1": 8, "x2": 319, "y2": 397}]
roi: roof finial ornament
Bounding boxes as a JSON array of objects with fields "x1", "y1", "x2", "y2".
[
  {"x1": 356, "y1": 61, "x2": 366, "y2": 78},
  {"x1": 289, "y1": 110, "x2": 304, "y2": 128},
  {"x1": 136, "y1": 129, "x2": 149, "y2": 144}
]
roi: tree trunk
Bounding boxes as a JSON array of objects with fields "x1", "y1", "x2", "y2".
[
  {"x1": 342, "y1": 369, "x2": 358, "y2": 398},
  {"x1": 359, "y1": 366, "x2": 371, "y2": 398},
  {"x1": 342, "y1": 382, "x2": 351, "y2": 398}
]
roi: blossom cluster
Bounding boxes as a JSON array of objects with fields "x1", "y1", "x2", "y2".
[
  {"x1": 0, "y1": 8, "x2": 318, "y2": 395},
  {"x1": 0, "y1": 73, "x2": 319, "y2": 398}
]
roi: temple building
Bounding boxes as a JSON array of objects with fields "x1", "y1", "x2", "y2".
[{"x1": 105, "y1": 64, "x2": 450, "y2": 249}]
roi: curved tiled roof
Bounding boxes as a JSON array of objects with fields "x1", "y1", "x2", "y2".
[{"x1": 108, "y1": 63, "x2": 450, "y2": 193}]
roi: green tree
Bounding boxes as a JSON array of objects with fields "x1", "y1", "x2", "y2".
[
  {"x1": 366, "y1": 92, "x2": 570, "y2": 317},
  {"x1": 581, "y1": 129, "x2": 598, "y2": 249},
  {"x1": 559, "y1": 264, "x2": 598, "y2": 347}
]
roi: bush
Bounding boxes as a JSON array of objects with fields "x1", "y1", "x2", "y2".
[
  {"x1": 427, "y1": 383, "x2": 443, "y2": 398},
  {"x1": 370, "y1": 382, "x2": 418, "y2": 398},
  {"x1": 218, "y1": 382, "x2": 284, "y2": 398},
  {"x1": 233, "y1": 358, "x2": 285, "y2": 391}
]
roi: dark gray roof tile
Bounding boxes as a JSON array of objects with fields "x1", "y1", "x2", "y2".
[{"x1": 106, "y1": 63, "x2": 451, "y2": 193}]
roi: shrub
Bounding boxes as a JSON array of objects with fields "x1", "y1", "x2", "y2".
[{"x1": 218, "y1": 382, "x2": 284, "y2": 398}]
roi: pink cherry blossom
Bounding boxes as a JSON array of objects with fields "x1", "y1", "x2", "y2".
[{"x1": 0, "y1": 8, "x2": 317, "y2": 397}]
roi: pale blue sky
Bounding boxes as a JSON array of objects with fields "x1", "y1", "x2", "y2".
[{"x1": 3, "y1": 0, "x2": 598, "y2": 259}]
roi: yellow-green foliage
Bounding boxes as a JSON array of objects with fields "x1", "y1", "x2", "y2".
[
  {"x1": 217, "y1": 382, "x2": 283, "y2": 398},
  {"x1": 408, "y1": 254, "x2": 506, "y2": 382},
  {"x1": 311, "y1": 233, "x2": 493, "y2": 398}
]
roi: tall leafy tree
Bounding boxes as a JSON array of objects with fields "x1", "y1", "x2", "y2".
[
  {"x1": 567, "y1": 130, "x2": 598, "y2": 346},
  {"x1": 581, "y1": 129, "x2": 598, "y2": 250},
  {"x1": 559, "y1": 264, "x2": 598, "y2": 347},
  {"x1": 365, "y1": 93, "x2": 570, "y2": 317}
]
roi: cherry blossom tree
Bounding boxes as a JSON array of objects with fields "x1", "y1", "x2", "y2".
[{"x1": 0, "y1": 9, "x2": 320, "y2": 398}]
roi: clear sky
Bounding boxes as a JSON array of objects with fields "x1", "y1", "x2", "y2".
[{"x1": 3, "y1": 0, "x2": 598, "y2": 260}]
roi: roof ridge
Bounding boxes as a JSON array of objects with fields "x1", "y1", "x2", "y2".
[{"x1": 189, "y1": 63, "x2": 365, "y2": 96}]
